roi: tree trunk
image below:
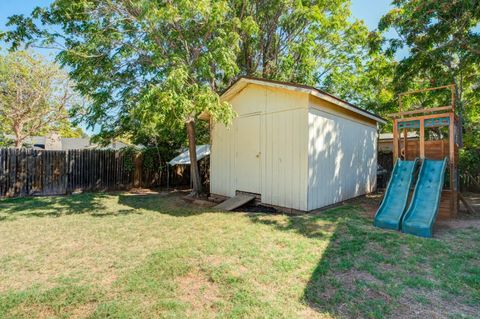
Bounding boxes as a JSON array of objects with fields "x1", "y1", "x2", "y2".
[
  {"x1": 14, "y1": 139, "x2": 22, "y2": 148},
  {"x1": 13, "y1": 123, "x2": 23, "y2": 148},
  {"x1": 186, "y1": 117, "x2": 203, "y2": 197}
]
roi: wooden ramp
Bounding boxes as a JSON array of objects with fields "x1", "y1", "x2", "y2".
[{"x1": 214, "y1": 194, "x2": 256, "y2": 211}]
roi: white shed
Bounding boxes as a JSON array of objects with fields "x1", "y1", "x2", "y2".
[{"x1": 205, "y1": 77, "x2": 386, "y2": 212}]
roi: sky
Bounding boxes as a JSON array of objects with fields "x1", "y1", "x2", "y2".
[
  {"x1": 0, "y1": 0, "x2": 399, "y2": 135},
  {"x1": 351, "y1": 0, "x2": 393, "y2": 30},
  {"x1": 0, "y1": 0, "x2": 396, "y2": 36}
]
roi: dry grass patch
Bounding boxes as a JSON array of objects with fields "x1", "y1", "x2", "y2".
[{"x1": 176, "y1": 271, "x2": 221, "y2": 316}]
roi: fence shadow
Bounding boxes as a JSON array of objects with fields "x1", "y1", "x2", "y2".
[
  {"x1": 0, "y1": 192, "x2": 112, "y2": 218},
  {"x1": 117, "y1": 193, "x2": 207, "y2": 217},
  {"x1": 0, "y1": 191, "x2": 208, "y2": 220}
]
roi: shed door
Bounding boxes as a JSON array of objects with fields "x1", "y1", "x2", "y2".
[{"x1": 235, "y1": 115, "x2": 261, "y2": 194}]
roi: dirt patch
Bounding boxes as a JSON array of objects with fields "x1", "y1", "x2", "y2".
[
  {"x1": 10, "y1": 303, "x2": 56, "y2": 319},
  {"x1": 315, "y1": 269, "x2": 387, "y2": 303},
  {"x1": 344, "y1": 193, "x2": 383, "y2": 219},
  {"x1": 436, "y1": 218, "x2": 480, "y2": 230},
  {"x1": 234, "y1": 204, "x2": 278, "y2": 214},
  {"x1": 393, "y1": 287, "x2": 479, "y2": 319},
  {"x1": 128, "y1": 188, "x2": 163, "y2": 195},
  {"x1": 175, "y1": 271, "x2": 220, "y2": 315},
  {"x1": 67, "y1": 302, "x2": 98, "y2": 319},
  {"x1": 435, "y1": 217, "x2": 480, "y2": 238},
  {"x1": 335, "y1": 269, "x2": 383, "y2": 287}
]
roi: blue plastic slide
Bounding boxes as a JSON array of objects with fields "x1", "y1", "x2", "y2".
[
  {"x1": 374, "y1": 159, "x2": 418, "y2": 230},
  {"x1": 401, "y1": 158, "x2": 448, "y2": 238}
]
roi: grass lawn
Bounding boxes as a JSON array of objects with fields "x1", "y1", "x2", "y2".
[{"x1": 0, "y1": 191, "x2": 479, "y2": 318}]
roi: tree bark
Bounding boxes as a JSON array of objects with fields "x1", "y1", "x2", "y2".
[
  {"x1": 13, "y1": 123, "x2": 23, "y2": 148},
  {"x1": 186, "y1": 117, "x2": 203, "y2": 197}
]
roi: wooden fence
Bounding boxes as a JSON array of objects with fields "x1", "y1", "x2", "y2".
[
  {"x1": 0, "y1": 148, "x2": 210, "y2": 198},
  {"x1": 459, "y1": 173, "x2": 480, "y2": 192},
  {"x1": 0, "y1": 148, "x2": 137, "y2": 198}
]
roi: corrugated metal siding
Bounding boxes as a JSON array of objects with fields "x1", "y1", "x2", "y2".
[{"x1": 307, "y1": 107, "x2": 377, "y2": 210}]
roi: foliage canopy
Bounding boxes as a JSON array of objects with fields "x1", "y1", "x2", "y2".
[{"x1": 0, "y1": 50, "x2": 82, "y2": 147}]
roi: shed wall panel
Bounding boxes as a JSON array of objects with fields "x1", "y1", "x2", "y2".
[
  {"x1": 307, "y1": 108, "x2": 377, "y2": 210},
  {"x1": 210, "y1": 122, "x2": 235, "y2": 197},
  {"x1": 261, "y1": 107, "x2": 308, "y2": 211},
  {"x1": 210, "y1": 84, "x2": 309, "y2": 210}
]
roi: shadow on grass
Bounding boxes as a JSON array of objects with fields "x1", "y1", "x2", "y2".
[
  {"x1": 0, "y1": 192, "x2": 111, "y2": 218},
  {"x1": 0, "y1": 192, "x2": 149, "y2": 219},
  {"x1": 246, "y1": 205, "x2": 392, "y2": 317},
  {"x1": 117, "y1": 193, "x2": 207, "y2": 217},
  {"x1": 247, "y1": 204, "x2": 480, "y2": 318},
  {"x1": 247, "y1": 208, "x2": 343, "y2": 240},
  {"x1": 0, "y1": 191, "x2": 210, "y2": 220}
]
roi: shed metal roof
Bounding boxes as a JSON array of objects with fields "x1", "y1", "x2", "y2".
[{"x1": 168, "y1": 144, "x2": 210, "y2": 166}]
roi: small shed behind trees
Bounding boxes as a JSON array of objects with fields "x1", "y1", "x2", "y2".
[
  {"x1": 203, "y1": 77, "x2": 386, "y2": 212},
  {"x1": 167, "y1": 145, "x2": 210, "y2": 189}
]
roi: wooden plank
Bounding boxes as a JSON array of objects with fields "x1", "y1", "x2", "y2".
[
  {"x1": 399, "y1": 84, "x2": 455, "y2": 97},
  {"x1": 389, "y1": 106, "x2": 453, "y2": 118},
  {"x1": 438, "y1": 190, "x2": 454, "y2": 220},
  {"x1": 43, "y1": 150, "x2": 48, "y2": 195},
  {"x1": 214, "y1": 194, "x2": 256, "y2": 211},
  {"x1": 0, "y1": 149, "x2": 4, "y2": 197},
  {"x1": 47, "y1": 151, "x2": 52, "y2": 195},
  {"x1": 74, "y1": 150, "x2": 78, "y2": 192},
  {"x1": 69, "y1": 150, "x2": 74, "y2": 192},
  {"x1": 34, "y1": 151, "x2": 40, "y2": 194},
  {"x1": 393, "y1": 119, "x2": 399, "y2": 161},
  {"x1": 449, "y1": 112, "x2": 457, "y2": 215},
  {"x1": 9, "y1": 149, "x2": 16, "y2": 197},
  {"x1": 82, "y1": 149, "x2": 86, "y2": 191},
  {"x1": 67, "y1": 150, "x2": 71, "y2": 193},
  {"x1": 458, "y1": 193, "x2": 476, "y2": 214},
  {"x1": 26, "y1": 149, "x2": 31, "y2": 195},
  {"x1": 115, "y1": 151, "x2": 120, "y2": 189},
  {"x1": 396, "y1": 112, "x2": 453, "y2": 123},
  {"x1": 100, "y1": 150, "x2": 104, "y2": 189},
  {"x1": 19, "y1": 149, "x2": 26, "y2": 196},
  {"x1": 419, "y1": 119, "x2": 425, "y2": 158}
]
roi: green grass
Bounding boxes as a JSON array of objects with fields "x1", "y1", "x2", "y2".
[{"x1": 0, "y1": 192, "x2": 479, "y2": 318}]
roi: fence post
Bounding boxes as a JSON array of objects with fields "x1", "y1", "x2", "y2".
[{"x1": 133, "y1": 153, "x2": 143, "y2": 188}]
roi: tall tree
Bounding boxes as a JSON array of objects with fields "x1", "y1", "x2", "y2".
[
  {"x1": 2, "y1": 0, "x2": 239, "y2": 196},
  {"x1": 2, "y1": 0, "x2": 396, "y2": 193},
  {"x1": 231, "y1": 0, "x2": 396, "y2": 114},
  {"x1": 379, "y1": 0, "x2": 480, "y2": 143},
  {"x1": 0, "y1": 51, "x2": 80, "y2": 147}
]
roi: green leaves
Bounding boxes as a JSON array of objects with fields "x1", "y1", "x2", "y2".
[
  {"x1": 2, "y1": 0, "x2": 242, "y2": 144},
  {"x1": 1, "y1": 0, "x2": 398, "y2": 144},
  {"x1": 0, "y1": 51, "x2": 82, "y2": 146},
  {"x1": 380, "y1": 0, "x2": 480, "y2": 144}
]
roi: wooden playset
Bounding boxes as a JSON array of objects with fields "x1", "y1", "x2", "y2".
[{"x1": 388, "y1": 85, "x2": 462, "y2": 219}]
